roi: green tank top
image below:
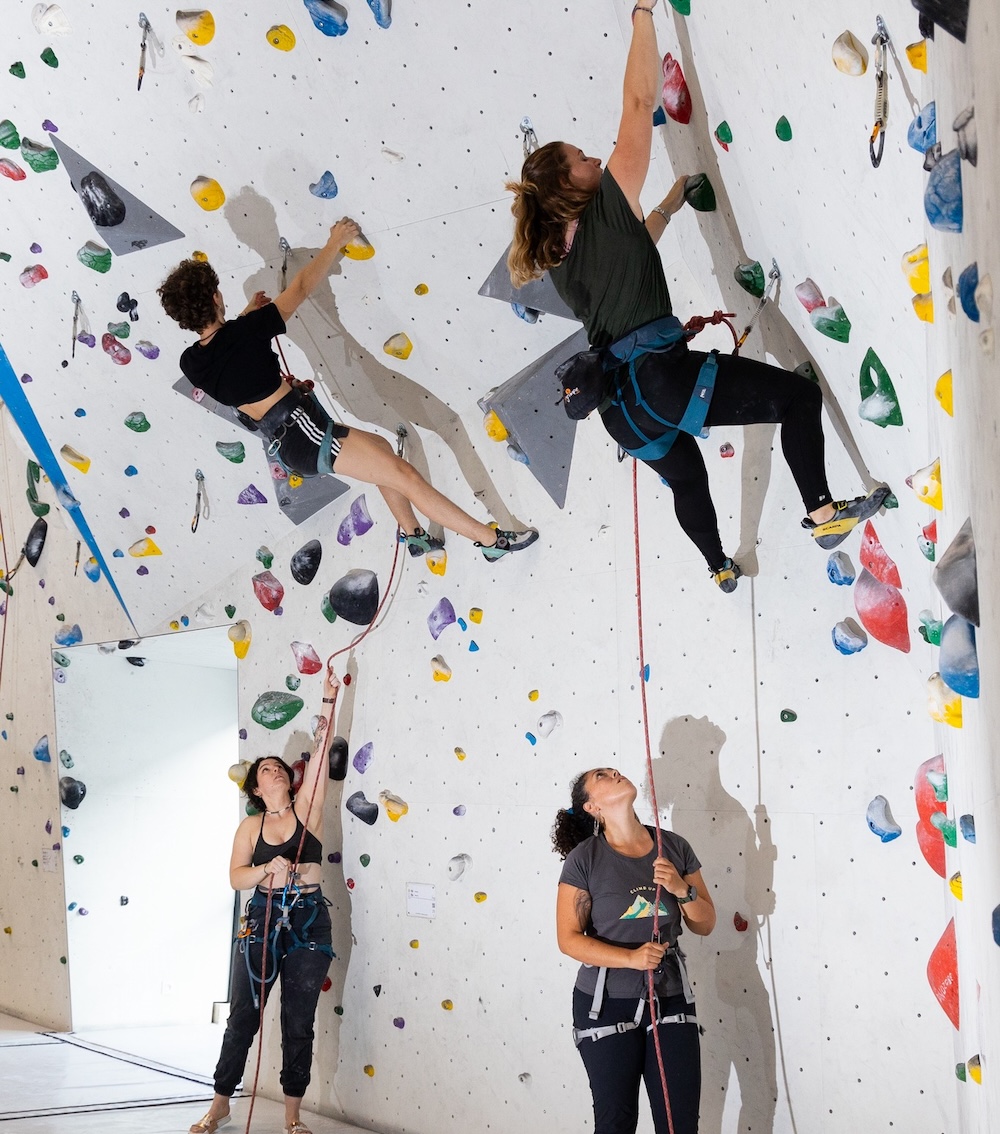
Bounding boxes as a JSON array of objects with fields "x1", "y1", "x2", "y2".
[{"x1": 549, "y1": 169, "x2": 673, "y2": 349}]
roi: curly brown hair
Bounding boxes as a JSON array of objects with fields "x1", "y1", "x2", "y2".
[
  {"x1": 242, "y1": 755, "x2": 296, "y2": 815},
  {"x1": 506, "y1": 141, "x2": 598, "y2": 289},
  {"x1": 157, "y1": 259, "x2": 220, "y2": 332},
  {"x1": 551, "y1": 770, "x2": 600, "y2": 860}
]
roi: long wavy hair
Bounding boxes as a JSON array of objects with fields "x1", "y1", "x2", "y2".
[
  {"x1": 551, "y1": 770, "x2": 601, "y2": 860},
  {"x1": 506, "y1": 141, "x2": 598, "y2": 288}
]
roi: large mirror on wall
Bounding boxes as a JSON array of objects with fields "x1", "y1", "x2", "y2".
[{"x1": 52, "y1": 626, "x2": 239, "y2": 1063}]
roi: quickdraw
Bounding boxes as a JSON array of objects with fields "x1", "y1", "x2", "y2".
[{"x1": 870, "y1": 15, "x2": 890, "y2": 168}]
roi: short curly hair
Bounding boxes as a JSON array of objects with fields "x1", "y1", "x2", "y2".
[
  {"x1": 157, "y1": 259, "x2": 220, "y2": 332},
  {"x1": 242, "y1": 755, "x2": 296, "y2": 814}
]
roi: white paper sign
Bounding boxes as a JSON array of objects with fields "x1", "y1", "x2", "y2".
[{"x1": 406, "y1": 881, "x2": 436, "y2": 919}]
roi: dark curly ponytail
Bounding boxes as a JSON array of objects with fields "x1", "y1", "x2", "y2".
[{"x1": 551, "y1": 770, "x2": 598, "y2": 860}]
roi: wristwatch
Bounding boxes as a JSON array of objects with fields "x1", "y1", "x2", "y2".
[{"x1": 675, "y1": 884, "x2": 697, "y2": 905}]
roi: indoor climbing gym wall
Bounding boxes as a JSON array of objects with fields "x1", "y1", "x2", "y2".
[{"x1": 0, "y1": 1, "x2": 996, "y2": 1133}]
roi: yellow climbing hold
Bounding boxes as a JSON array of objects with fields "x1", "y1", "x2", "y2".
[
  {"x1": 60, "y1": 444, "x2": 90, "y2": 473},
  {"x1": 342, "y1": 236, "x2": 375, "y2": 260},
  {"x1": 431, "y1": 655, "x2": 452, "y2": 682},
  {"x1": 912, "y1": 293, "x2": 934, "y2": 322},
  {"x1": 363, "y1": 1065, "x2": 375, "y2": 1078},
  {"x1": 228, "y1": 619, "x2": 251, "y2": 659},
  {"x1": 383, "y1": 333, "x2": 413, "y2": 360},
  {"x1": 414, "y1": 283, "x2": 429, "y2": 295},
  {"x1": 968, "y1": 1056, "x2": 982, "y2": 1084},
  {"x1": 192, "y1": 249, "x2": 209, "y2": 262},
  {"x1": 3, "y1": 926, "x2": 11, "y2": 936},
  {"x1": 831, "y1": 30, "x2": 868, "y2": 76},
  {"x1": 441, "y1": 999, "x2": 454, "y2": 1011},
  {"x1": 288, "y1": 472, "x2": 304, "y2": 489},
  {"x1": 454, "y1": 747, "x2": 466, "y2": 761},
  {"x1": 905, "y1": 40, "x2": 927, "y2": 72},
  {"x1": 468, "y1": 607, "x2": 483, "y2": 624},
  {"x1": 228, "y1": 760, "x2": 250, "y2": 787},
  {"x1": 426, "y1": 549, "x2": 447, "y2": 577},
  {"x1": 170, "y1": 620, "x2": 180, "y2": 630},
  {"x1": 474, "y1": 891, "x2": 487, "y2": 903},
  {"x1": 128, "y1": 537, "x2": 161, "y2": 557},
  {"x1": 902, "y1": 244, "x2": 930, "y2": 295},
  {"x1": 935, "y1": 370, "x2": 954, "y2": 416},
  {"x1": 483, "y1": 410, "x2": 509, "y2": 442},
  {"x1": 190, "y1": 176, "x2": 225, "y2": 211},
  {"x1": 528, "y1": 689, "x2": 539, "y2": 701},
  {"x1": 266, "y1": 24, "x2": 296, "y2": 50},
  {"x1": 949, "y1": 872, "x2": 963, "y2": 900},
  {"x1": 927, "y1": 672, "x2": 962, "y2": 728},
  {"x1": 409, "y1": 938, "x2": 420, "y2": 948},
  {"x1": 908, "y1": 457, "x2": 942, "y2": 510},
  {"x1": 379, "y1": 790, "x2": 409, "y2": 821},
  {"x1": 177, "y1": 10, "x2": 215, "y2": 45}
]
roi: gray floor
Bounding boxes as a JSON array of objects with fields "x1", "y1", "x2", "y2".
[{"x1": 0, "y1": 1013, "x2": 374, "y2": 1133}]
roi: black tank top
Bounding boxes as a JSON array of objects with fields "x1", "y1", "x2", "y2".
[{"x1": 252, "y1": 813, "x2": 323, "y2": 867}]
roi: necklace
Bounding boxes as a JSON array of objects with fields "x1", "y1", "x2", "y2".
[
  {"x1": 265, "y1": 801, "x2": 293, "y2": 817},
  {"x1": 199, "y1": 323, "x2": 224, "y2": 345}
]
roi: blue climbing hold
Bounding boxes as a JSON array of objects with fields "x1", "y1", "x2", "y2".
[
  {"x1": 959, "y1": 814, "x2": 975, "y2": 843},
  {"x1": 525, "y1": 732, "x2": 537, "y2": 746},
  {"x1": 303, "y1": 0, "x2": 348, "y2": 36},
  {"x1": 643, "y1": 664, "x2": 650, "y2": 682},
  {"x1": 907, "y1": 103, "x2": 937, "y2": 153},
  {"x1": 54, "y1": 623, "x2": 82, "y2": 646},
  {"x1": 33, "y1": 735, "x2": 51, "y2": 762},
  {"x1": 366, "y1": 0, "x2": 391, "y2": 28},
  {"x1": 939, "y1": 613, "x2": 979, "y2": 698},
  {"x1": 309, "y1": 170, "x2": 339, "y2": 199},
  {"x1": 827, "y1": 551, "x2": 855, "y2": 586},
  {"x1": 957, "y1": 262, "x2": 980, "y2": 322},
  {"x1": 866, "y1": 795, "x2": 901, "y2": 843},
  {"x1": 652, "y1": 106, "x2": 667, "y2": 127},
  {"x1": 924, "y1": 149, "x2": 963, "y2": 233},
  {"x1": 511, "y1": 302, "x2": 540, "y2": 324}
]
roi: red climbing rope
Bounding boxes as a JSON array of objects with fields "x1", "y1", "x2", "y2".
[
  {"x1": 683, "y1": 309, "x2": 739, "y2": 353},
  {"x1": 631, "y1": 458, "x2": 677, "y2": 1134}
]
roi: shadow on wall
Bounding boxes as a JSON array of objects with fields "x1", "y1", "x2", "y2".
[
  {"x1": 663, "y1": 16, "x2": 880, "y2": 576},
  {"x1": 647, "y1": 715, "x2": 778, "y2": 1134},
  {"x1": 222, "y1": 188, "x2": 519, "y2": 534}
]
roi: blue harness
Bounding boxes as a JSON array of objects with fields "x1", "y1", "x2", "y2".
[
  {"x1": 604, "y1": 315, "x2": 719, "y2": 462},
  {"x1": 240, "y1": 889, "x2": 335, "y2": 1008}
]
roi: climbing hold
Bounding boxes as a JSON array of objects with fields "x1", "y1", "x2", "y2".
[
  {"x1": 102, "y1": 334, "x2": 131, "y2": 365},
  {"x1": 511, "y1": 302, "x2": 540, "y2": 324},
  {"x1": 426, "y1": 548, "x2": 448, "y2": 576},
  {"x1": 250, "y1": 691, "x2": 304, "y2": 730},
  {"x1": 0, "y1": 158, "x2": 26, "y2": 181},
  {"x1": 931, "y1": 812, "x2": 958, "y2": 848},
  {"x1": 59, "y1": 444, "x2": 90, "y2": 474},
  {"x1": 366, "y1": 0, "x2": 391, "y2": 27},
  {"x1": 448, "y1": 853, "x2": 472, "y2": 880},
  {"x1": 320, "y1": 592, "x2": 337, "y2": 624},
  {"x1": 135, "y1": 341, "x2": 159, "y2": 360},
  {"x1": 20, "y1": 138, "x2": 58, "y2": 173},
  {"x1": 775, "y1": 116, "x2": 792, "y2": 141},
  {"x1": 734, "y1": 261, "x2": 764, "y2": 297},
  {"x1": 190, "y1": 176, "x2": 226, "y2": 211},
  {"x1": 832, "y1": 619, "x2": 867, "y2": 655},
  {"x1": 934, "y1": 371, "x2": 953, "y2": 416},
  {"x1": 905, "y1": 40, "x2": 927, "y2": 72},
  {"x1": 428, "y1": 597, "x2": 457, "y2": 641},
  {"x1": 866, "y1": 795, "x2": 901, "y2": 842},
  {"x1": 363, "y1": 1064, "x2": 375, "y2": 1077},
  {"x1": 304, "y1": 0, "x2": 348, "y2": 36},
  {"x1": 383, "y1": 333, "x2": 412, "y2": 360},
  {"x1": 957, "y1": 262, "x2": 980, "y2": 322},
  {"x1": 832, "y1": 30, "x2": 868, "y2": 75},
  {"x1": 919, "y1": 611, "x2": 944, "y2": 646},
  {"x1": 483, "y1": 410, "x2": 509, "y2": 442},
  {"x1": 20, "y1": 265, "x2": 48, "y2": 288},
  {"x1": 536, "y1": 710, "x2": 563, "y2": 738},
  {"x1": 949, "y1": 872, "x2": 963, "y2": 900},
  {"x1": 128, "y1": 537, "x2": 161, "y2": 558},
  {"x1": 0, "y1": 120, "x2": 20, "y2": 149},
  {"x1": 953, "y1": 105, "x2": 976, "y2": 166},
  {"x1": 441, "y1": 1000, "x2": 454, "y2": 1011},
  {"x1": 237, "y1": 484, "x2": 268, "y2": 505},
  {"x1": 54, "y1": 624, "x2": 82, "y2": 646},
  {"x1": 342, "y1": 235, "x2": 375, "y2": 259},
  {"x1": 77, "y1": 242, "x2": 111, "y2": 273},
  {"x1": 252, "y1": 571, "x2": 284, "y2": 612},
  {"x1": 59, "y1": 776, "x2": 86, "y2": 809},
  {"x1": 779, "y1": 709, "x2": 797, "y2": 723},
  {"x1": 256, "y1": 547, "x2": 274, "y2": 569},
  {"x1": 993, "y1": 906, "x2": 1000, "y2": 948},
  {"x1": 902, "y1": 243, "x2": 931, "y2": 295},
  {"x1": 719, "y1": 442, "x2": 734, "y2": 459},
  {"x1": 660, "y1": 54, "x2": 692, "y2": 124},
  {"x1": 473, "y1": 891, "x2": 487, "y2": 903},
  {"x1": 927, "y1": 673, "x2": 962, "y2": 728},
  {"x1": 927, "y1": 920, "x2": 959, "y2": 1029},
  {"x1": 267, "y1": 24, "x2": 296, "y2": 50},
  {"x1": 124, "y1": 412, "x2": 151, "y2": 433},
  {"x1": 33, "y1": 736, "x2": 51, "y2": 762},
  {"x1": 9, "y1": 62, "x2": 25, "y2": 79},
  {"x1": 215, "y1": 441, "x2": 245, "y2": 464},
  {"x1": 968, "y1": 1055, "x2": 982, "y2": 1083},
  {"x1": 379, "y1": 790, "x2": 408, "y2": 821},
  {"x1": 933, "y1": 518, "x2": 978, "y2": 626},
  {"x1": 352, "y1": 742, "x2": 373, "y2": 774},
  {"x1": 454, "y1": 747, "x2": 466, "y2": 761},
  {"x1": 859, "y1": 522, "x2": 901, "y2": 588},
  {"x1": 177, "y1": 10, "x2": 215, "y2": 45},
  {"x1": 714, "y1": 121, "x2": 732, "y2": 151},
  {"x1": 328, "y1": 735, "x2": 348, "y2": 780},
  {"x1": 858, "y1": 348, "x2": 903, "y2": 427},
  {"x1": 309, "y1": 170, "x2": 338, "y2": 199},
  {"x1": 810, "y1": 300, "x2": 852, "y2": 343},
  {"x1": 290, "y1": 540, "x2": 322, "y2": 586},
  {"x1": 733, "y1": 911, "x2": 749, "y2": 932},
  {"x1": 346, "y1": 791, "x2": 379, "y2": 825},
  {"x1": 683, "y1": 173, "x2": 716, "y2": 212},
  {"x1": 431, "y1": 655, "x2": 452, "y2": 682},
  {"x1": 906, "y1": 458, "x2": 943, "y2": 511},
  {"x1": 854, "y1": 569, "x2": 909, "y2": 653},
  {"x1": 794, "y1": 279, "x2": 825, "y2": 312},
  {"x1": 924, "y1": 149, "x2": 963, "y2": 233},
  {"x1": 907, "y1": 104, "x2": 937, "y2": 154},
  {"x1": 228, "y1": 620, "x2": 251, "y2": 659},
  {"x1": 453, "y1": 805, "x2": 466, "y2": 816},
  {"x1": 959, "y1": 814, "x2": 975, "y2": 843},
  {"x1": 826, "y1": 551, "x2": 855, "y2": 586},
  {"x1": 327, "y1": 569, "x2": 379, "y2": 625},
  {"x1": 938, "y1": 614, "x2": 979, "y2": 698},
  {"x1": 291, "y1": 641, "x2": 322, "y2": 674},
  {"x1": 915, "y1": 753, "x2": 947, "y2": 820},
  {"x1": 525, "y1": 732, "x2": 537, "y2": 746},
  {"x1": 336, "y1": 494, "x2": 374, "y2": 546},
  {"x1": 24, "y1": 517, "x2": 47, "y2": 568}
]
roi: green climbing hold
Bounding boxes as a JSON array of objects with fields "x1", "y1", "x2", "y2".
[
  {"x1": 53, "y1": 652, "x2": 71, "y2": 668},
  {"x1": 334, "y1": 1005, "x2": 344, "y2": 1016},
  {"x1": 9, "y1": 62, "x2": 26, "y2": 80},
  {"x1": 775, "y1": 116, "x2": 793, "y2": 141},
  {"x1": 667, "y1": 0, "x2": 691, "y2": 13},
  {"x1": 20, "y1": 138, "x2": 58, "y2": 173},
  {"x1": 930, "y1": 811, "x2": 957, "y2": 847},
  {"x1": 0, "y1": 120, "x2": 20, "y2": 150},
  {"x1": 858, "y1": 347, "x2": 904, "y2": 427},
  {"x1": 321, "y1": 592, "x2": 338, "y2": 624},
  {"x1": 256, "y1": 546, "x2": 273, "y2": 570},
  {"x1": 734, "y1": 261, "x2": 765, "y2": 298},
  {"x1": 107, "y1": 321, "x2": 130, "y2": 339},
  {"x1": 250, "y1": 691, "x2": 305, "y2": 730},
  {"x1": 955, "y1": 1063, "x2": 967, "y2": 1082},
  {"x1": 810, "y1": 302, "x2": 852, "y2": 343},
  {"x1": 77, "y1": 242, "x2": 112, "y2": 273},
  {"x1": 882, "y1": 491, "x2": 898, "y2": 509},
  {"x1": 124, "y1": 412, "x2": 150, "y2": 433},
  {"x1": 360, "y1": 853, "x2": 371, "y2": 867},
  {"x1": 684, "y1": 173, "x2": 717, "y2": 212},
  {"x1": 794, "y1": 361, "x2": 820, "y2": 384},
  {"x1": 714, "y1": 121, "x2": 732, "y2": 149},
  {"x1": 225, "y1": 604, "x2": 237, "y2": 619},
  {"x1": 216, "y1": 441, "x2": 245, "y2": 463},
  {"x1": 919, "y1": 611, "x2": 944, "y2": 646},
  {"x1": 780, "y1": 709, "x2": 797, "y2": 722},
  {"x1": 0, "y1": 252, "x2": 10, "y2": 262},
  {"x1": 40, "y1": 47, "x2": 59, "y2": 68},
  {"x1": 285, "y1": 674, "x2": 301, "y2": 691},
  {"x1": 73, "y1": 854, "x2": 84, "y2": 864}
]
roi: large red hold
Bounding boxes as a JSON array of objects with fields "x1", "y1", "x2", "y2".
[
  {"x1": 854, "y1": 568, "x2": 910, "y2": 652},
  {"x1": 859, "y1": 522, "x2": 902, "y2": 588},
  {"x1": 661, "y1": 54, "x2": 692, "y2": 125},
  {"x1": 926, "y1": 919, "x2": 959, "y2": 1029}
]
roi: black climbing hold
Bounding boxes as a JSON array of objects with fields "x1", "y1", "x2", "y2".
[
  {"x1": 78, "y1": 171, "x2": 127, "y2": 227},
  {"x1": 126, "y1": 656, "x2": 146, "y2": 666},
  {"x1": 373, "y1": 984, "x2": 382, "y2": 996},
  {"x1": 59, "y1": 776, "x2": 87, "y2": 809},
  {"x1": 327, "y1": 569, "x2": 379, "y2": 626},
  {"x1": 290, "y1": 539, "x2": 323, "y2": 586},
  {"x1": 23, "y1": 516, "x2": 47, "y2": 567},
  {"x1": 328, "y1": 735, "x2": 349, "y2": 781},
  {"x1": 933, "y1": 517, "x2": 978, "y2": 626},
  {"x1": 118, "y1": 639, "x2": 138, "y2": 650},
  {"x1": 346, "y1": 790, "x2": 378, "y2": 825},
  {"x1": 910, "y1": 0, "x2": 968, "y2": 43}
]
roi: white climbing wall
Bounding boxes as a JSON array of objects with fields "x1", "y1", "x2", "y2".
[{"x1": 0, "y1": 1, "x2": 996, "y2": 1132}]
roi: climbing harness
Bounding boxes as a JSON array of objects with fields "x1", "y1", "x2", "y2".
[
  {"x1": 520, "y1": 116, "x2": 540, "y2": 157},
  {"x1": 870, "y1": 15, "x2": 890, "y2": 168},
  {"x1": 191, "y1": 469, "x2": 208, "y2": 533}
]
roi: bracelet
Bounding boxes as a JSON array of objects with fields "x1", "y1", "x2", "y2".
[
  {"x1": 652, "y1": 206, "x2": 670, "y2": 221},
  {"x1": 322, "y1": 697, "x2": 336, "y2": 704},
  {"x1": 631, "y1": 4, "x2": 654, "y2": 19}
]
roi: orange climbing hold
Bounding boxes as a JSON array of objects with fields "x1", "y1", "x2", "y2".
[{"x1": 926, "y1": 919, "x2": 960, "y2": 1029}]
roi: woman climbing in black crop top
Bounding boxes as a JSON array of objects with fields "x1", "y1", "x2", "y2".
[
  {"x1": 504, "y1": 0, "x2": 889, "y2": 591},
  {"x1": 189, "y1": 665, "x2": 339, "y2": 1134},
  {"x1": 158, "y1": 218, "x2": 537, "y2": 564}
]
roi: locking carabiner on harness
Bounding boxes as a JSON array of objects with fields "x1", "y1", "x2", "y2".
[{"x1": 870, "y1": 16, "x2": 890, "y2": 168}]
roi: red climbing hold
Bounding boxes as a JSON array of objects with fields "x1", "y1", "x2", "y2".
[
  {"x1": 923, "y1": 519, "x2": 938, "y2": 545},
  {"x1": 252, "y1": 570, "x2": 285, "y2": 612},
  {"x1": 926, "y1": 919, "x2": 960, "y2": 1029},
  {"x1": 914, "y1": 753, "x2": 946, "y2": 824},
  {"x1": 733, "y1": 911, "x2": 748, "y2": 932},
  {"x1": 854, "y1": 568, "x2": 910, "y2": 652},
  {"x1": 916, "y1": 816, "x2": 947, "y2": 878},
  {"x1": 661, "y1": 54, "x2": 692, "y2": 125},
  {"x1": 859, "y1": 522, "x2": 902, "y2": 588}
]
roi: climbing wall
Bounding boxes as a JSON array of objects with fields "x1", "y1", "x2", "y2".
[{"x1": 1, "y1": 1, "x2": 996, "y2": 1132}]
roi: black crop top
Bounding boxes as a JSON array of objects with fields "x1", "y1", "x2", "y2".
[
  {"x1": 179, "y1": 302, "x2": 287, "y2": 407},
  {"x1": 252, "y1": 813, "x2": 323, "y2": 867}
]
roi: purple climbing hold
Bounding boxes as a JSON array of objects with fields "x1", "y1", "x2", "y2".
[
  {"x1": 428, "y1": 597, "x2": 457, "y2": 640},
  {"x1": 238, "y1": 484, "x2": 268, "y2": 505},
  {"x1": 352, "y1": 741, "x2": 373, "y2": 774}
]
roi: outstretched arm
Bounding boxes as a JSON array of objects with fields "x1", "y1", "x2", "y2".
[
  {"x1": 273, "y1": 218, "x2": 360, "y2": 321},
  {"x1": 297, "y1": 664, "x2": 340, "y2": 833},
  {"x1": 606, "y1": 2, "x2": 661, "y2": 219},
  {"x1": 644, "y1": 175, "x2": 688, "y2": 243}
]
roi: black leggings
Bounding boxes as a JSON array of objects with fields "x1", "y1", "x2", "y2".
[
  {"x1": 574, "y1": 989, "x2": 701, "y2": 1134},
  {"x1": 599, "y1": 349, "x2": 832, "y2": 570}
]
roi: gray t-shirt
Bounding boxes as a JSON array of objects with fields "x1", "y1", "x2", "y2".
[{"x1": 559, "y1": 827, "x2": 701, "y2": 1000}]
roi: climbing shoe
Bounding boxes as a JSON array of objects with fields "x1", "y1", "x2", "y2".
[
  {"x1": 801, "y1": 485, "x2": 892, "y2": 550},
  {"x1": 711, "y1": 558, "x2": 741, "y2": 593},
  {"x1": 401, "y1": 527, "x2": 445, "y2": 557},
  {"x1": 477, "y1": 528, "x2": 539, "y2": 561}
]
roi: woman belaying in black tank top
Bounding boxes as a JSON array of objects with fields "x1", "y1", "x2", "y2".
[{"x1": 504, "y1": 0, "x2": 890, "y2": 592}]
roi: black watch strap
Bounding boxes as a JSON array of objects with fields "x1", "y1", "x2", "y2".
[{"x1": 675, "y1": 883, "x2": 697, "y2": 905}]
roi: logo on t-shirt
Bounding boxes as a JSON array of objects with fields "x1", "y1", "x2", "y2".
[{"x1": 619, "y1": 893, "x2": 671, "y2": 920}]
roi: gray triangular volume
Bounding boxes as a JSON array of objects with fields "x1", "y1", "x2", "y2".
[
  {"x1": 477, "y1": 328, "x2": 588, "y2": 509},
  {"x1": 49, "y1": 135, "x2": 185, "y2": 256},
  {"x1": 478, "y1": 243, "x2": 579, "y2": 322},
  {"x1": 172, "y1": 376, "x2": 351, "y2": 525}
]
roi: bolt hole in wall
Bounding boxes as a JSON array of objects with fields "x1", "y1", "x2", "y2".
[{"x1": 52, "y1": 625, "x2": 238, "y2": 1071}]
